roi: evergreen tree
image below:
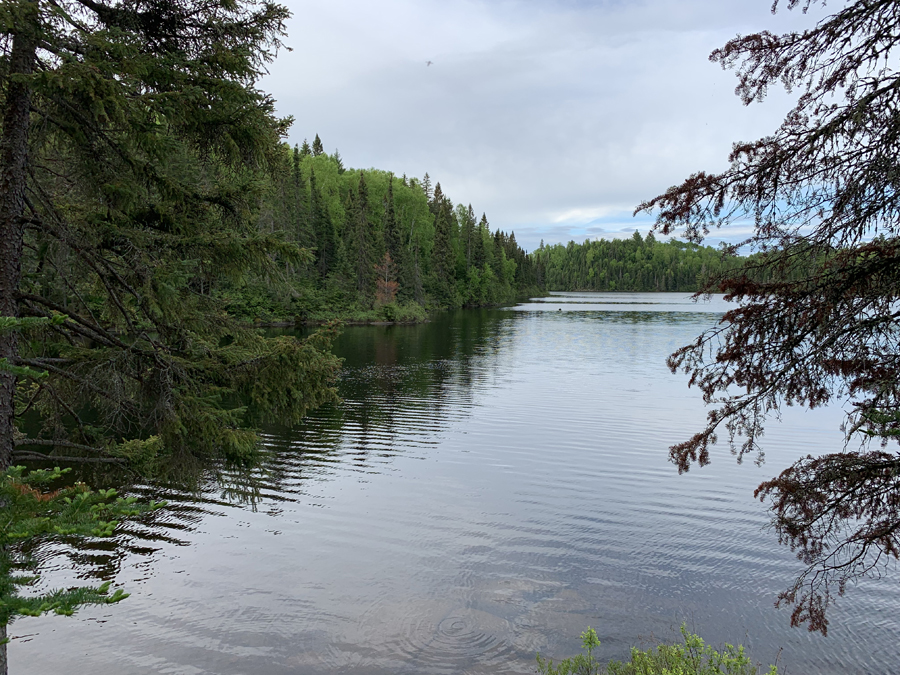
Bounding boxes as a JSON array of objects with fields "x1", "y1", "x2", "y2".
[
  {"x1": 348, "y1": 172, "x2": 375, "y2": 297},
  {"x1": 431, "y1": 197, "x2": 456, "y2": 303},
  {"x1": 300, "y1": 138, "x2": 312, "y2": 156},
  {"x1": 430, "y1": 181, "x2": 443, "y2": 215},
  {"x1": 422, "y1": 172, "x2": 433, "y2": 201},
  {"x1": 312, "y1": 133, "x2": 325, "y2": 156},
  {"x1": 335, "y1": 188, "x2": 356, "y2": 286},
  {"x1": 384, "y1": 175, "x2": 403, "y2": 272},
  {"x1": 473, "y1": 214, "x2": 488, "y2": 270},
  {"x1": 461, "y1": 204, "x2": 476, "y2": 270},
  {"x1": 333, "y1": 148, "x2": 345, "y2": 174},
  {"x1": 508, "y1": 231, "x2": 524, "y2": 284},
  {"x1": 492, "y1": 231, "x2": 506, "y2": 280},
  {"x1": 309, "y1": 170, "x2": 335, "y2": 279},
  {"x1": 637, "y1": 0, "x2": 900, "y2": 632},
  {"x1": 0, "y1": 0, "x2": 341, "y2": 668},
  {"x1": 291, "y1": 145, "x2": 311, "y2": 246}
]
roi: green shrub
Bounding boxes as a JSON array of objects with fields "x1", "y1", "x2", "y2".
[
  {"x1": 537, "y1": 627, "x2": 602, "y2": 675},
  {"x1": 537, "y1": 625, "x2": 778, "y2": 675}
]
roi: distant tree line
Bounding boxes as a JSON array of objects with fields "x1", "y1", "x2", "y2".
[{"x1": 532, "y1": 232, "x2": 742, "y2": 292}]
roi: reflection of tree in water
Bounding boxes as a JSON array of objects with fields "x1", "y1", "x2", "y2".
[
  {"x1": 15, "y1": 460, "x2": 277, "y2": 587},
  {"x1": 22, "y1": 312, "x2": 517, "y2": 586},
  {"x1": 449, "y1": 309, "x2": 510, "y2": 396},
  {"x1": 257, "y1": 310, "x2": 513, "y2": 492}
]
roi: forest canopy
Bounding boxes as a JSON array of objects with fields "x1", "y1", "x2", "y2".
[
  {"x1": 532, "y1": 231, "x2": 741, "y2": 293},
  {"x1": 236, "y1": 147, "x2": 543, "y2": 323}
]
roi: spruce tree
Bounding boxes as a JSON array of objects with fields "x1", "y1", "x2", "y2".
[
  {"x1": 492, "y1": 230, "x2": 506, "y2": 279},
  {"x1": 431, "y1": 197, "x2": 456, "y2": 304},
  {"x1": 473, "y1": 214, "x2": 488, "y2": 270},
  {"x1": 0, "y1": 0, "x2": 339, "y2": 472},
  {"x1": 462, "y1": 204, "x2": 476, "y2": 270},
  {"x1": 309, "y1": 170, "x2": 335, "y2": 279},
  {"x1": 0, "y1": 3, "x2": 341, "y2": 666},
  {"x1": 635, "y1": 0, "x2": 900, "y2": 630},
  {"x1": 348, "y1": 172, "x2": 374, "y2": 297},
  {"x1": 312, "y1": 133, "x2": 325, "y2": 156},
  {"x1": 430, "y1": 181, "x2": 443, "y2": 215},
  {"x1": 291, "y1": 145, "x2": 311, "y2": 247},
  {"x1": 422, "y1": 172, "x2": 433, "y2": 201},
  {"x1": 333, "y1": 148, "x2": 345, "y2": 174},
  {"x1": 300, "y1": 138, "x2": 312, "y2": 156},
  {"x1": 384, "y1": 175, "x2": 402, "y2": 266}
]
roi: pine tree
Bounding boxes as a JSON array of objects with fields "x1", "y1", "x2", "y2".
[
  {"x1": 312, "y1": 133, "x2": 325, "y2": 156},
  {"x1": 473, "y1": 214, "x2": 488, "y2": 270},
  {"x1": 462, "y1": 204, "x2": 476, "y2": 270},
  {"x1": 0, "y1": 3, "x2": 342, "y2": 667},
  {"x1": 291, "y1": 145, "x2": 311, "y2": 247},
  {"x1": 635, "y1": 0, "x2": 900, "y2": 631},
  {"x1": 430, "y1": 181, "x2": 443, "y2": 215},
  {"x1": 300, "y1": 139, "x2": 312, "y2": 156},
  {"x1": 431, "y1": 197, "x2": 456, "y2": 304},
  {"x1": 309, "y1": 170, "x2": 335, "y2": 279},
  {"x1": 333, "y1": 148, "x2": 345, "y2": 174},
  {"x1": 384, "y1": 175, "x2": 402, "y2": 266},
  {"x1": 0, "y1": 0, "x2": 340, "y2": 473},
  {"x1": 492, "y1": 230, "x2": 506, "y2": 280},
  {"x1": 348, "y1": 172, "x2": 374, "y2": 297},
  {"x1": 422, "y1": 172, "x2": 433, "y2": 201}
]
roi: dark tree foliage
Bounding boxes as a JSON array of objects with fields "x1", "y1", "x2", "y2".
[
  {"x1": 431, "y1": 194, "x2": 456, "y2": 304},
  {"x1": 430, "y1": 180, "x2": 442, "y2": 214},
  {"x1": 0, "y1": 0, "x2": 342, "y2": 472},
  {"x1": 384, "y1": 174, "x2": 402, "y2": 266},
  {"x1": 309, "y1": 169, "x2": 334, "y2": 279},
  {"x1": 347, "y1": 172, "x2": 374, "y2": 296},
  {"x1": 290, "y1": 145, "x2": 310, "y2": 246},
  {"x1": 0, "y1": 0, "x2": 345, "y2": 667},
  {"x1": 637, "y1": 0, "x2": 900, "y2": 634},
  {"x1": 473, "y1": 214, "x2": 488, "y2": 270},
  {"x1": 461, "y1": 204, "x2": 476, "y2": 270},
  {"x1": 311, "y1": 133, "x2": 324, "y2": 156}
]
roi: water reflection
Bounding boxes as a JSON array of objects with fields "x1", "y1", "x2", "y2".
[{"x1": 11, "y1": 293, "x2": 900, "y2": 675}]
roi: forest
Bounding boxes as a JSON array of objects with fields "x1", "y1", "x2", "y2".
[
  {"x1": 230, "y1": 135, "x2": 543, "y2": 324},
  {"x1": 4, "y1": 2, "x2": 857, "y2": 673},
  {"x1": 532, "y1": 232, "x2": 741, "y2": 293}
]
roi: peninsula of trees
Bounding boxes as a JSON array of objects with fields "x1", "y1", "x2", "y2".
[{"x1": 232, "y1": 139, "x2": 542, "y2": 323}]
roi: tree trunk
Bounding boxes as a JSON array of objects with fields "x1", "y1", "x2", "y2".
[
  {"x1": 0, "y1": 3, "x2": 37, "y2": 474},
  {"x1": 0, "y1": 623, "x2": 6, "y2": 675}
]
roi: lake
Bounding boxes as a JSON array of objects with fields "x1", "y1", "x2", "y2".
[{"x1": 10, "y1": 292, "x2": 900, "y2": 674}]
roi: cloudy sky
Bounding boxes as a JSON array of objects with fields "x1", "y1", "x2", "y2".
[{"x1": 262, "y1": 0, "x2": 832, "y2": 251}]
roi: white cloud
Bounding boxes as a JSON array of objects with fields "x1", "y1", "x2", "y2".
[{"x1": 264, "y1": 0, "x2": 833, "y2": 250}]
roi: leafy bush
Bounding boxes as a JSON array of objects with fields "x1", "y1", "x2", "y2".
[
  {"x1": 537, "y1": 625, "x2": 778, "y2": 675},
  {"x1": 537, "y1": 627, "x2": 603, "y2": 675}
]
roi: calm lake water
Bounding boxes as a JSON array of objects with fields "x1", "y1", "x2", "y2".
[{"x1": 11, "y1": 292, "x2": 900, "y2": 674}]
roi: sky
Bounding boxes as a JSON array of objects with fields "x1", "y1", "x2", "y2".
[{"x1": 261, "y1": 0, "x2": 833, "y2": 251}]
